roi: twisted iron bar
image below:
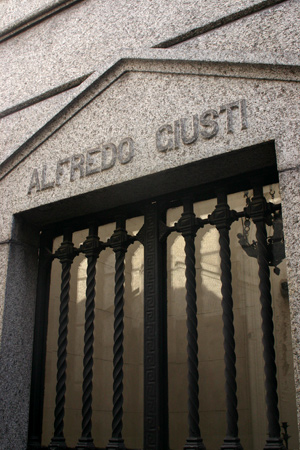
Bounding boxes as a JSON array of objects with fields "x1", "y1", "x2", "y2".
[
  {"x1": 176, "y1": 200, "x2": 206, "y2": 450},
  {"x1": 107, "y1": 216, "x2": 132, "y2": 450},
  {"x1": 50, "y1": 232, "x2": 77, "y2": 449},
  {"x1": 184, "y1": 234, "x2": 201, "y2": 438},
  {"x1": 219, "y1": 229, "x2": 237, "y2": 434},
  {"x1": 112, "y1": 251, "x2": 125, "y2": 440},
  {"x1": 76, "y1": 226, "x2": 102, "y2": 450},
  {"x1": 76, "y1": 256, "x2": 97, "y2": 449},
  {"x1": 247, "y1": 187, "x2": 285, "y2": 449},
  {"x1": 53, "y1": 262, "x2": 70, "y2": 444},
  {"x1": 81, "y1": 256, "x2": 96, "y2": 440},
  {"x1": 256, "y1": 221, "x2": 283, "y2": 448},
  {"x1": 218, "y1": 228, "x2": 242, "y2": 449},
  {"x1": 209, "y1": 193, "x2": 243, "y2": 449}
]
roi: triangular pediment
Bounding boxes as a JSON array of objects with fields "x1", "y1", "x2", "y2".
[
  {"x1": 1, "y1": 55, "x2": 300, "y2": 225},
  {"x1": 1, "y1": 55, "x2": 300, "y2": 175}
]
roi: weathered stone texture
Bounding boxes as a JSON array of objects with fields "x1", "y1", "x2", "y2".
[
  {"x1": 0, "y1": 0, "x2": 66, "y2": 31},
  {"x1": 0, "y1": 237, "x2": 39, "y2": 450},
  {"x1": 0, "y1": 0, "x2": 292, "y2": 112},
  {"x1": 174, "y1": 0, "x2": 300, "y2": 66},
  {"x1": 0, "y1": 84, "x2": 84, "y2": 164},
  {"x1": 0, "y1": 0, "x2": 282, "y2": 36},
  {"x1": 279, "y1": 167, "x2": 300, "y2": 431}
]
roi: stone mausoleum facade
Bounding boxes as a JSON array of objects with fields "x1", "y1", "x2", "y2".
[{"x1": 0, "y1": 1, "x2": 300, "y2": 449}]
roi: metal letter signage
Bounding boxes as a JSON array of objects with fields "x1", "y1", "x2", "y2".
[
  {"x1": 27, "y1": 137, "x2": 135, "y2": 195},
  {"x1": 156, "y1": 99, "x2": 248, "y2": 152},
  {"x1": 27, "y1": 99, "x2": 248, "y2": 195}
]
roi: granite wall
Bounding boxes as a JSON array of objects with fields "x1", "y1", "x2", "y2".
[{"x1": 0, "y1": 1, "x2": 299, "y2": 448}]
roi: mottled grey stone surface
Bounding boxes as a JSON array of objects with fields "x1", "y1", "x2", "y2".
[
  {"x1": 174, "y1": 0, "x2": 300, "y2": 66},
  {"x1": 0, "y1": 0, "x2": 282, "y2": 35},
  {"x1": 0, "y1": 0, "x2": 294, "y2": 112},
  {"x1": 0, "y1": 222, "x2": 39, "y2": 450},
  {"x1": 275, "y1": 121, "x2": 300, "y2": 172},
  {"x1": 0, "y1": 203, "x2": 13, "y2": 242},
  {"x1": 0, "y1": 81, "x2": 87, "y2": 164},
  {"x1": 0, "y1": 0, "x2": 66, "y2": 31},
  {"x1": 279, "y1": 167, "x2": 300, "y2": 432},
  {"x1": 0, "y1": 245, "x2": 9, "y2": 336}
]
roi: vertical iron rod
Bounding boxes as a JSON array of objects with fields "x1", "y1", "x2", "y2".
[
  {"x1": 76, "y1": 223, "x2": 102, "y2": 449},
  {"x1": 176, "y1": 199, "x2": 206, "y2": 450},
  {"x1": 49, "y1": 229, "x2": 77, "y2": 449},
  {"x1": 111, "y1": 248, "x2": 125, "y2": 443},
  {"x1": 209, "y1": 192, "x2": 243, "y2": 450},
  {"x1": 247, "y1": 186, "x2": 285, "y2": 450},
  {"x1": 184, "y1": 232, "x2": 199, "y2": 441},
  {"x1": 107, "y1": 216, "x2": 129, "y2": 450}
]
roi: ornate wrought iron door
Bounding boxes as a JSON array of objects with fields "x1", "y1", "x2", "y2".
[{"x1": 28, "y1": 179, "x2": 295, "y2": 450}]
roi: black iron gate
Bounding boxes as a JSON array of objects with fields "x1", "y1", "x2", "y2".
[{"x1": 27, "y1": 177, "x2": 288, "y2": 450}]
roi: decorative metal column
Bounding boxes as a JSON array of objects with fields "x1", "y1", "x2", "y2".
[
  {"x1": 175, "y1": 198, "x2": 206, "y2": 450},
  {"x1": 139, "y1": 202, "x2": 169, "y2": 450},
  {"x1": 76, "y1": 223, "x2": 103, "y2": 450},
  {"x1": 245, "y1": 186, "x2": 285, "y2": 450},
  {"x1": 208, "y1": 192, "x2": 243, "y2": 450},
  {"x1": 49, "y1": 230, "x2": 78, "y2": 449},
  {"x1": 107, "y1": 217, "x2": 134, "y2": 450}
]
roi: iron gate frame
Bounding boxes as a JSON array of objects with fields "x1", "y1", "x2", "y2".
[{"x1": 26, "y1": 142, "x2": 287, "y2": 450}]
